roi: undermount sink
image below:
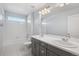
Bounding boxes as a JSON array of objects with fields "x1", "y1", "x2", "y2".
[{"x1": 53, "y1": 40, "x2": 77, "y2": 48}]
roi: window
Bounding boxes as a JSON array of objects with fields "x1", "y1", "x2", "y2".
[{"x1": 7, "y1": 15, "x2": 25, "y2": 23}]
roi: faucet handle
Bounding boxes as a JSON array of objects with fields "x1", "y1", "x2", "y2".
[
  {"x1": 62, "y1": 38, "x2": 68, "y2": 42},
  {"x1": 67, "y1": 33, "x2": 71, "y2": 38}
]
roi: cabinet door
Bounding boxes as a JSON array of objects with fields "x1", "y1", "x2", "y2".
[
  {"x1": 35, "y1": 44, "x2": 40, "y2": 56},
  {"x1": 39, "y1": 46, "x2": 46, "y2": 56},
  {"x1": 32, "y1": 45, "x2": 36, "y2": 56},
  {"x1": 31, "y1": 38, "x2": 40, "y2": 56},
  {"x1": 31, "y1": 38, "x2": 36, "y2": 56},
  {"x1": 47, "y1": 50, "x2": 58, "y2": 56}
]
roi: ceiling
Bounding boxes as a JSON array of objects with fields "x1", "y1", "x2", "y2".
[
  {"x1": 0, "y1": 3, "x2": 79, "y2": 16},
  {"x1": 0, "y1": 3, "x2": 46, "y2": 16}
]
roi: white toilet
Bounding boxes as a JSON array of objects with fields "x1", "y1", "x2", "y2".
[{"x1": 24, "y1": 37, "x2": 32, "y2": 48}]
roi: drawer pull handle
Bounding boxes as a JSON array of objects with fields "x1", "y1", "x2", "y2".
[{"x1": 41, "y1": 50, "x2": 44, "y2": 53}]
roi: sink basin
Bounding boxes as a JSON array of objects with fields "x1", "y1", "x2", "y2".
[{"x1": 53, "y1": 40, "x2": 77, "y2": 48}]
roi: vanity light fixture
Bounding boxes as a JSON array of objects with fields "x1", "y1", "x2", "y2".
[{"x1": 39, "y1": 7, "x2": 50, "y2": 16}]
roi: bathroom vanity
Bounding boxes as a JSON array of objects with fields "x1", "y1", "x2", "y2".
[{"x1": 31, "y1": 35, "x2": 79, "y2": 56}]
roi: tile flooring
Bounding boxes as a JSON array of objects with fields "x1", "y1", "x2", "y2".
[{"x1": 2, "y1": 43, "x2": 32, "y2": 56}]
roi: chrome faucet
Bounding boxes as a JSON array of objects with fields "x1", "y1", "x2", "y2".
[{"x1": 62, "y1": 33, "x2": 71, "y2": 42}]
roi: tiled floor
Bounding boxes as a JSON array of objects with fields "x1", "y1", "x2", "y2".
[{"x1": 2, "y1": 43, "x2": 32, "y2": 56}]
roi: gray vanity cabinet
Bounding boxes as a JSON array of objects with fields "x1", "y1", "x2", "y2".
[{"x1": 31, "y1": 37, "x2": 76, "y2": 56}]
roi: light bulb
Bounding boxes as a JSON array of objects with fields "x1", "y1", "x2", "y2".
[
  {"x1": 42, "y1": 10, "x2": 44, "y2": 13},
  {"x1": 47, "y1": 9, "x2": 50, "y2": 13},
  {"x1": 42, "y1": 9, "x2": 47, "y2": 15},
  {"x1": 44, "y1": 10, "x2": 47, "y2": 14},
  {"x1": 42, "y1": 11, "x2": 45, "y2": 15},
  {"x1": 44, "y1": 8, "x2": 47, "y2": 11}
]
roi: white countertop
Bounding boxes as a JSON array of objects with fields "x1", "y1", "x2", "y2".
[{"x1": 32, "y1": 34, "x2": 79, "y2": 56}]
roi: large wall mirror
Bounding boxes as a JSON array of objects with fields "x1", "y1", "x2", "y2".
[{"x1": 33, "y1": 3, "x2": 79, "y2": 39}]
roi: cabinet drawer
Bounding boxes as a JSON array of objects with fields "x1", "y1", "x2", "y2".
[
  {"x1": 40, "y1": 41, "x2": 48, "y2": 47},
  {"x1": 31, "y1": 38, "x2": 39, "y2": 43},
  {"x1": 39, "y1": 46, "x2": 46, "y2": 56},
  {"x1": 47, "y1": 45, "x2": 76, "y2": 56},
  {"x1": 47, "y1": 50, "x2": 57, "y2": 56},
  {"x1": 31, "y1": 38, "x2": 39, "y2": 45},
  {"x1": 35, "y1": 44, "x2": 40, "y2": 56}
]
